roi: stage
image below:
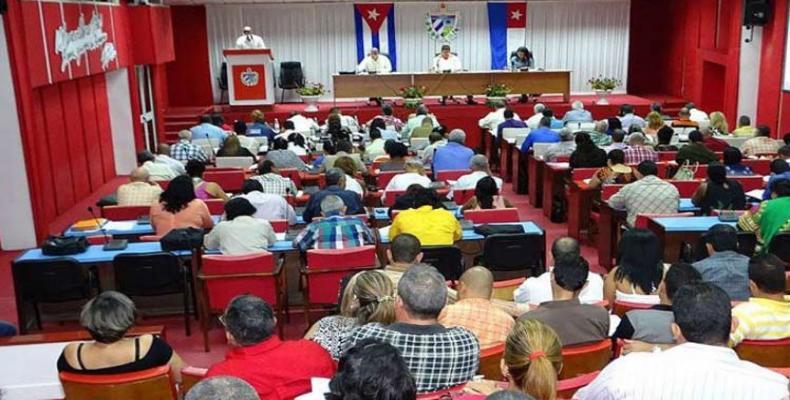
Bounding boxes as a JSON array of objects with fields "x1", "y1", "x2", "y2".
[{"x1": 163, "y1": 93, "x2": 687, "y2": 147}]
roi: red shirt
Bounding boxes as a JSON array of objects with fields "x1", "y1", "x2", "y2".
[
  {"x1": 206, "y1": 337, "x2": 336, "y2": 400},
  {"x1": 703, "y1": 136, "x2": 729, "y2": 152}
]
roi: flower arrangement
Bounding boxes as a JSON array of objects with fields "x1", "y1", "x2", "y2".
[
  {"x1": 399, "y1": 85, "x2": 428, "y2": 99},
  {"x1": 485, "y1": 83, "x2": 511, "y2": 98},
  {"x1": 296, "y1": 82, "x2": 325, "y2": 96},
  {"x1": 587, "y1": 76, "x2": 621, "y2": 91}
]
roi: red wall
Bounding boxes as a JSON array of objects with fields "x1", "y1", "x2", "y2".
[
  {"x1": 167, "y1": 5, "x2": 213, "y2": 107},
  {"x1": 757, "y1": 0, "x2": 790, "y2": 136}
]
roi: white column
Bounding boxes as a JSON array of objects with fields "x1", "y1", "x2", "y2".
[
  {"x1": 0, "y1": 23, "x2": 38, "y2": 250},
  {"x1": 737, "y1": 26, "x2": 763, "y2": 121},
  {"x1": 106, "y1": 68, "x2": 137, "y2": 175}
]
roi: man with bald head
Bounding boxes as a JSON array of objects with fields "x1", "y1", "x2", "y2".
[
  {"x1": 117, "y1": 167, "x2": 163, "y2": 206},
  {"x1": 155, "y1": 143, "x2": 186, "y2": 175},
  {"x1": 439, "y1": 266, "x2": 515, "y2": 347}
]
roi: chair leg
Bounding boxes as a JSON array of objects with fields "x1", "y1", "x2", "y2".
[
  {"x1": 183, "y1": 282, "x2": 191, "y2": 337},
  {"x1": 202, "y1": 317, "x2": 211, "y2": 353},
  {"x1": 303, "y1": 301, "x2": 312, "y2": 328},
  {"x1": 33, "y1": 302, "x2": 42, "y2": 331}
]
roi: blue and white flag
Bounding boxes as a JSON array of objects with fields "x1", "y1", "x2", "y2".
[
  {"x1": 354, "y1": 3, "x2": 397, "y2": 71},
  {"x1": 487, "y1": 2, "x2": 528, "y2": 69}
]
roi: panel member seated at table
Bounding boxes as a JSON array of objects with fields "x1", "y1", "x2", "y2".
[
  {"x1": 461, "y1": 176, "x2": 514, "y2": 212},
  {"x1": 451, "y1": 154, "x2": 502, "y2": 197},
  {"x1": 116, "y1": 167, "x2": 163, "y2": 206},
  {"x1": 739, "y1": 179, "x2": 790, "y2": 251},
  {"x1": 389, "y1": 187, "x2": 461, "y2": 246},
  {"x1": 431, "y1": 44, "x2": 475, "y2": 105},
  {"x1": 150, "y1": 175, "x2": 214, "y2": 236},
  {"x1": 603, "y1": 229, "x2": 664, "y2": 306},
  {"x1": 520, "y1": 117, "x2": 560, "y2": 153},
  {"x1": 608, "y1": 160, "x2": 680, "y2": 227},
  {"x1": 239, "y1": 179, "x2": 296, "y2": 224},
  {"x1": 204, "y1": 197, "x2": 278, "y2": 255},
  {"x1": 384, "y1": 159, "x2": 431, "y2": 197},
  {"x1": 294, "y1": 195, "x2": 374, "y2": 251},
  {"x1": 357, "y1": 47, "x2": 392, "y2": 74},
  {"x1": 691, "y1": 162, "x2": 746, "y2": 215},
  {"x1": 569, "y1": 131, "x2": 607, "y2": 169},
  {"x1": 57, "y1": 291, "x2": 185, "y2": 382},
  {"x1": 587, "y1": 149, "x2": 635, "y2": 189},
  {"x1": 302, "y1": 168, "x2": 365, "y2": 223},
  {"x1": 187, "y1": 160, "x2": 230, "y2": 201},
  {"x1": 433, "y1": 129, "x2": 474, "y2": 172}
]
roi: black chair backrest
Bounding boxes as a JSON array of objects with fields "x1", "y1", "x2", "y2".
[
  {"x1": 279, "y1": 62, "x2": 304, "y2": 89},
  {"x1": 768, "y1": 232, "x2": 790, "y2": 263},
  {"x1": 13, "y1": 259, "x2": 93, "y2": 303},
  {"x1": 112, "y1": 253, "x2": 183, "y2": 296},
  {"x1": 482, "y1": 234, "x2": 544, "y2": 280},
  {"x1": 421, "y1": 246, "x2": 464, "y2": 282},
  {"x1": 219, "y1": 62, "x2": 228, "y2": 90}
]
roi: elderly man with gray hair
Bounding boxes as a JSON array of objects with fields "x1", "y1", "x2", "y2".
[
  {"x1": 185, "y1": 376, "x2": 260, "y2": 400},
  {"x1": 544, "y1": 128, "x2": 577, "y2": 162},
  {"x1": 301, "y1": 167, "x2": 365, "y2": 223},
  {"x1": 526, "y1": 102, "x2": 547, "y2": 129},
  {"x1": 346, "y1": 264, "x2": 480, "y2": 393},
  {"x1": 205, "y1": 295, "x2": 335, "y2": 398},
  {"x1": 432, "y1": 129, "x2": 474, "y2": 172},
  {"x1": 588, "y1": 119, "x2": 613, "y2": 147},
  {"x1": 116, "y1": 167, "x2": 163, "y2": 206},
  {"x1": 450, "y1": 154, "x2": 503, "y2": 198},
  {"x1": 563, "y1": 100, "x2": 593, "y2": 123},
  {"x1": 294, "y1": 194, "x2": 374, "y2": 251},
  {"x1": 623, "y1": 132, "x2": 658, "y2": 164}
]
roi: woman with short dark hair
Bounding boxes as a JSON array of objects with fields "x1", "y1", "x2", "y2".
[
  {"x1": 150, "y1": 175, "x2": 214, "y2": 236},
  {"x1": 722, "y1": 147, "x2": 754, "y2": 176},
  {"x1": 379, "y1": 140, "x2": 409, "y2": 172},
  {"x1": 327, "y1": 338, "x2": 416, "y2": 400},
  {"x1": 204, "y1": 197, "x2": 277, "y2": 255}
]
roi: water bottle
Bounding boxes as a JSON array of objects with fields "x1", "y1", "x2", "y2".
[{"x1": 273, "y1": 118, "x2": 281, "y2": 131}]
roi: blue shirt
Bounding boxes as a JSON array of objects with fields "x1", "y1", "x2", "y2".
[
  {"x1": 549, "y1": 118, "x2": 564, "y2": 129},
  {"x1": 563, "y1": 109, "x2": 593, "y2": 123},
  {"x1": 302, "y1": 186, "x2": 366, "y2": 223},
  {"x1": 433, "y1": 142, "x2": 474, "y2": 172},
  {"x1": 247, "y1": 122, "x2": 277, "y2": 141},
  {"x1": 692, "y1": 251, "x2": 751, "y2": 301},
  {"x1": 763, "y1": 171, "x2": 790, "y2": 200},
  {"x1": 496, "y1": 119, "x2": 528, "y2": 141},
  {"x1": 190, "y1": 123, "x2": 227, "y2": 141},
  {"x1": 520, "y1": 127, "x2": 560, "y2": 153}
]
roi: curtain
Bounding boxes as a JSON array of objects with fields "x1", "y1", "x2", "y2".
[{"x1": 205, "y1": 0, "x2": 630, "y2": 102}]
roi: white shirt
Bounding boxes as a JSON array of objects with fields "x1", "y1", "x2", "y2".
[
  {"x1": 241, "y1": 191, "x2": 297, "y2": 224},
  {"x1": 345, "y1": 175, "x2": 365, "y2": 197},
  {"x1": 155, "y1": 154, "x2": 186, "y2": 175},
  {"x1": 384, "y1": 172, "x2": 431, "y2": 197},
  {"x1": 526, "y1": 112, "x2": 545, "y2": 130},
  {"x1": 142, "y1": 161, "x2": 177, "y2": 181},
  {"x1": 288, "y1": 114, "x2": 319, "y2": 134},
  {"x1": 575, "y1": 342, "x2": 789, "y2": 400},
  {"x1": 288, "y1": 143, "x2": 308, "y2": 156},
  {"x1": 235, "y1": 34, "x2": 266, "y2": 49},
  {"x1": 689, "y1": 108, "x2": 709, "y2": 123},
  {"x1": 431, "y1": 54, "x2": 462, "y2": 72},
  {"x1": 357, "y1": 55, "x2": 392, "y2": 74},
  {"x1": 478, "y1": 108, "x2": 521, "y2": 132},
  {"x1": 450, "y1": 171, "x2": 503, "y2": 198},
  {"x1": 513, "y1": 270, "x2": 604, "y2": 305},
  {"x1": 203, "y1": 216, "x2": 278, "y2": 255}
]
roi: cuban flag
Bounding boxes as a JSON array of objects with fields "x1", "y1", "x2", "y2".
[
  {"x1": 354, "y1": 3, "x2": 397, "y2": 70},
  {"x1": 487, "y1": 2, "x2": 528, "y2": 70}
]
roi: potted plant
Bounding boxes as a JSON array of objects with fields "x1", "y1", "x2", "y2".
[
  {"x1": 399, "y1": 85, "x2": 427, "y2": 109},
  {"x1": 296, "y1": 82, "x2": 325, "y2": 112},
  {"x1": 587, "y1": 76, "x2": 621, "y2": 105},
  {"x1": 485, "y1": 83, "x2": 511, "y2": 105}
]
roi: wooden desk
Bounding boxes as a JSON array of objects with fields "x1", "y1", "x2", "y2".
[
  {"x1": 567, "y1": 181, "x2": 597, "y2": 239},
  {"x1": 512, "y1": 149, "x2": 528, "y2": 194},
  {"x1": 527, "y1": 156, "x2": 545, "y2": 208},
  {"x1": 542, "y1": 163, "x2": 571, "y2": 218},
  {"x1": 598, "y1": 203, "x2": 626, "y2": 270},
  {"x1": 333, "y1": 70, "x2": 571, "y2": 101},
  {"x1": 499, "y1": 138, "x2": 515, "y2": 183}
]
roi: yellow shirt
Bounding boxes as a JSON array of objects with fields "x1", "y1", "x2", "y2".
[
  {"x1": 729, "y1": 296, "x2": 790, "y2": 346},
  {"x1": 389, "y1": 206, "x2": 462, "y2": 246},
  {"x1": 731, "y1": 126, "x2": 756, "y2": 137}
]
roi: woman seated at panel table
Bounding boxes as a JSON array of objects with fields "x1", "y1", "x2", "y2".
[
  {"x1": 57, "y1": 291, "x2": 185, "y2": 382},
  {"x1": 588, "y1": 149, "x2": 635, "y2": 189},
  {"x1": 603, "y1": 229, "x2": 664, "y2": 306},
  {"x1": 461, "y1": 176, "x2": 514, "y2": 212},
  {"x1": 691, "y1": 162, "x2": 746, "y2": 215},
  {"x1": 204, "y1": 197, "x2": 278, "y2": 255},
  {"x1": 150, "y1": 175, "x2": 214, "y2": 236},
  {"x1": 186, "y1": 160, "x2": 229, "y2": 201}
]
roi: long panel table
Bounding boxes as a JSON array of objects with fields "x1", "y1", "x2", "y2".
[{"x1": 333, "y1": 70, "x2": 571, "y2": 101}]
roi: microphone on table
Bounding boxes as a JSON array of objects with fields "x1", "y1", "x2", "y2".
[{"x1": 87, "y1": 206, "x2": 128, "y2": 251}]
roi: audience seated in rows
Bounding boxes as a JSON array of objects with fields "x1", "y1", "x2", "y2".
[
  {"x1": 251, "y1": 160, "x2": 297, "y2": 197},
  {"x1": 742, "y1": 125, "x2": 781, "y2": 157},
  {"x1": 266, "y1": 137, "x2": 309, "y2": 171},
  {"x1": 618, "y1": 104, "x2": 645, "y2": 131},
  {"x1": 346, "y1": 265, "x2": 479, "y2": 393},
  {"x1": 761, "y1": 159, "x2": 790, "y2": 200},
  {"x1": 612, "y1": 262, "x2": 701, "y2": 344},
  {"x1": 204, "y1": 197, "x2": 277, "y2": 255},
  {"x1": 623, "y1": 133, "x2": 657, "y2": 164},
  {"x1": 671, "y1": 107, "x2": 699, "y2": 129},
  {"x1": 191, "y1": 114, "x2": 228, "y2": 142},
  {"x1": 116, "y1": 167, "x2": 163, "y2": 206},
  {"x1": 569, "y1": 131, "x2": 607, "y2": 169},
  {"x1": 216, "y1": 135, "x2": 257, "y2": 161},
  {"x1": 439, "y1": 267, "x2": 515, "y2": 348},
  {"x1": 287, "y1": 111, "x2": 320, "y2": 135},
  {"x1": 379, "y1": 140, "x2": 410, "y2": 172},
  {"x1": 287, "y1": 131, "x2": 309, "y2": 157},
  {"x1": 171, "y1": 130, "x2": 209, "y2": 163},
  {"x1": 247, "y1": 110, "x2": 277, "y2": 140},
  {"x1": 402, "y1": 105, "x2": 439, "y2": 138},
  {"x1": 205, "y1": 295, "x2": 335, "y2": 399},
  {"x1": 56, "y1": 291, "x2": 184, "y2": 381},
  {"x1": 722, "y1": 147, "x2": 754, "y2": 176},
  {"x1": 410, "y1": 116, "x2": 435, "y2": 139},
  {"x1": 185, "y1": 376, "x2": 260, "y2": 400},
  {"x1": 390, "y1": 187, "x2": 461, "y2": 246},
  {"x1": 692, "y1": 162, "x2": 747, "y2": 215},
  {"x1": 693, "y1": 224, "x2": 750, "y2": 301},
  {"x1": 433, "y1": 129, "x2": 474, "y2": 172},
  {"x1": 306, "y1": 270, "x2": 395, "y2": 359},
  {"x1": 461, "y1": 176, "x2": 513, "y2": 212},
  {"x1": 322, "y1": 140, "x2": 366, "y2": 173},
  {"x1": 302, "y1": 168, "x2": 365, "y2": 223},
  {"x1": 701, "y1": 127, "x2": 729, "y2": 152},
  {"x1": 496, "y1": 109, "x2": 527, "y2": 143},
  {"x1": 732, "y1": 115, "x2": 756, "y2": 137},
  {"x1": 514, "y1": 237, "x2": 604, "y2": 305},
  {"x1": 327, "y1": 339, "x2": 416, "y2": 400},
  {"x1": 587, "y1": 120, "x2": 613, "y2": 147},
  {"x1": 239, "y1": 179, "x2": 296, "y2": 224},
  {"x1": 138, "y1": 150, "x2": 178, "y2": 182},
  {"x1": 544, "y1": 128, "x2": 576, "y2": 162},
  {"x1": 520, "y1": 254, "x2": 609, "y2": 346},
  {"x1": 479, "y1": 101, "x2": 513, "y2": 132},
  {"x1": 451, "y1": 154, "x2": 502, "y2": 197},
  {"x1": 385, "y1": 159, "x2": 431, "y2": 197},
  {"x1": 576, "y1": 283, "x2": 788, "y2": 399},
  {"x1": 325, "y1": 107, "x2": 360, "y2": 133},
  {"x1": 155, "y1": 143, "x2": 186, "y2": 175},
  {"x1": 187, "y1": 160, "x2": 229, "y2": 201},
  {"x1": 587, "y1": 149, "x2": 634, "y2": 189},
  {"x1": 520, "y1": 117, "x2": 559, "y2": 153},
  {"x1": 603, "y1": 129, "x2": 627, "y2": 153},
  {"x1": 294, "y1": 195, "x2": 373, "y2": 251},
  {"x1": 563, "y1": 100, "x2": 593, "y2": 123},
  {"x1": 608, "y1": 161, "x2": 680, "y2": 227},
  {"x1": 740, "y1": 178, "x2": 790, "y2": 249},
  {"x1": 367, "y1": 104, "x2": 405, "y2": 132},
  {"x1": 643, "y1": 111, "x2": 664, "y2": 138},
  {"x1": 334, "y1": 156, "x2": 366, "y2": 197},
  {"x1": 365, "y1": 120, "x2": 387, "y2": 161},
  {"x1": 729, "y1": 254, "x2": 790, "y2": 346},
  {"x1": 150, "y1": 175, "x2": 214, "y2": 236},
  {"x1": 604, "y1": 229, "x2": 663, "y2": 305},
  {"x1": 654, "y1": 126, "x2": 678, "y2": 152},
  {"x1": 525, "y1": 103, "x2": 546, "y2": 129}
]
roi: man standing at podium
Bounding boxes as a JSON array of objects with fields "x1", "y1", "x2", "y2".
[
  {"x1": 357, "y1": 48, "x2": 392, "y2": 74},
  {"x1": 235, "y1": 26, "x2": 266, "y2": 49}
]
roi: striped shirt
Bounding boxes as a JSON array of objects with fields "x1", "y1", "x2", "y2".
[
  {"x1": 729, "y1": 297, "x2": 790, "y2": 346},
  {"x1": 293, "y1": 215, "x2": 374, "y2": 251},
  {"x1": 574, "y1": 342, "x2": 789, "y2": 400}
]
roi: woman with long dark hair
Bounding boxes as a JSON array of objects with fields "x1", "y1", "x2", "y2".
[
  {"x1": 462, "y1": 176, "x2": 513, "y2": 211},
  {"x1": 149, "y1": 175, "x2": 214, "y2": 236},
  {"x1": 603, "y1": 229, "x2": 664, "y2": 305},
  {"x1": 569, "y1": 131, "x2": 607, "y2": 168},
  {"x1": 691, "y1": 161, "x2": 746, "y2": 215}
]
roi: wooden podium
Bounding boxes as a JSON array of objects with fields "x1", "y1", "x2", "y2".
[{"x1": 223, "y1": 49, "x2": 276, "y2": 106}]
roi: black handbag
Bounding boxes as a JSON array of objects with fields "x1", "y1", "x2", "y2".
[
  {"x1": 160, "y1": 228, "x2": 205, "y2": 251},
  {"x1": 41, "y1": 235, "x2": 88, "y2": 256},
  {"x1": 473, "y1": 224, "x2": 525, "y2": 236}
]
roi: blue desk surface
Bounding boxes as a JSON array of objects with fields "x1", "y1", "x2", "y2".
[
  {"x1": 653, "y1": 216, "x2": 736, "y2": 233},
  {"x1": 66, "y1": 215, "x2": 306, "y2": 238},
  {"x1": 678, "y1": 198, "x2": 699, "y2": 213},
  {"x1": 379, "y1": 221, "x2": 544, "y2": 244}
]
